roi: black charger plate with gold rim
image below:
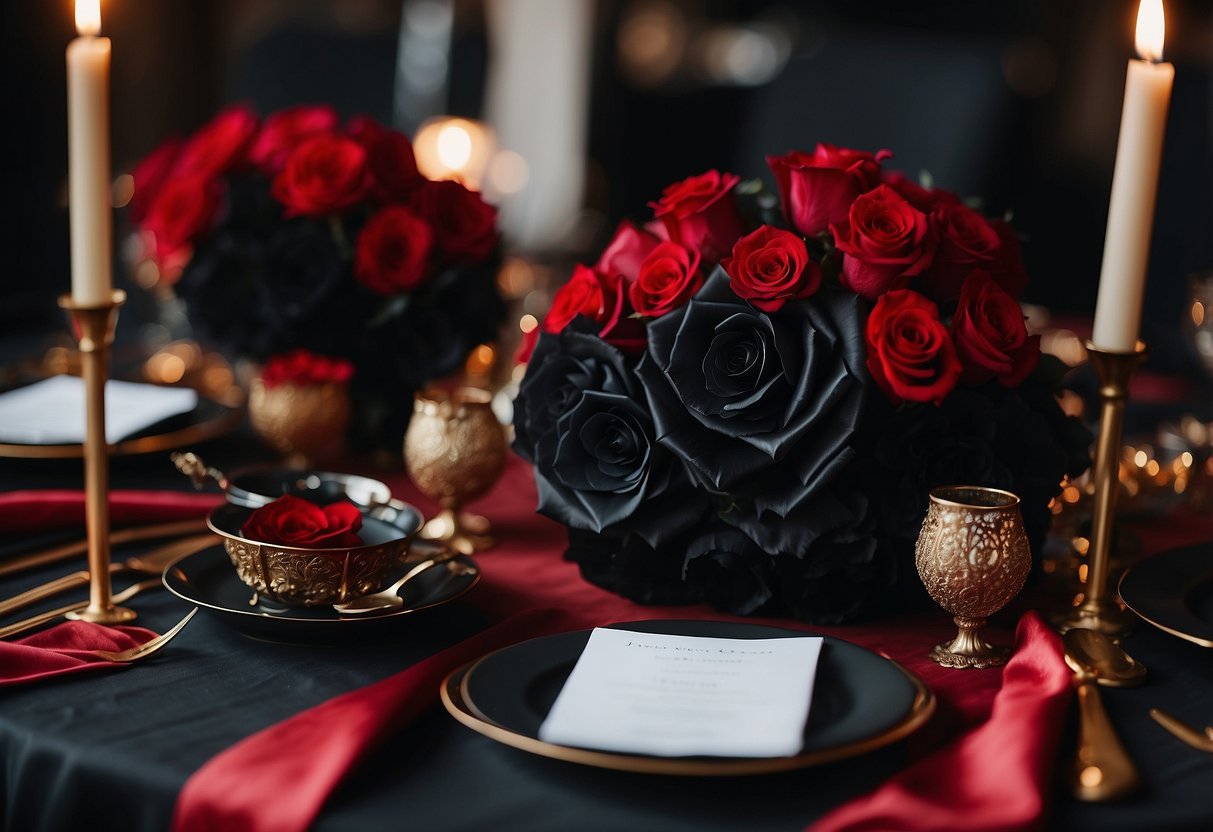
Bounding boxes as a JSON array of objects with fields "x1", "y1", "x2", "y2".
[
  {"x1": 1119, "y1": 543, "x2": 1213, "y2": 648},
  {"x1": 441, "y1": 619, "x2": 935, "y2": 776},
  {"x1": 0, "y1": 396, "x2": 240, "y2": 459},
  {"x1": 163, "y1": 544, "x2": 479, "y2": 640}
]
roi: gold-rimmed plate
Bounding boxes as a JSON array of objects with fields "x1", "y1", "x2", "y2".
[
  {"x1": 0, "y1": 396, "x2": 241, "y2": 459},
  {"x1": 1119, "y1": 543, "x2": 1213, "y2": 648},
  {"x1": 441, "y1": 620, "x2": 935, "y2": 776},
  {"x1": 163, "y1": 543, "x2": 479, "y2": 641}
]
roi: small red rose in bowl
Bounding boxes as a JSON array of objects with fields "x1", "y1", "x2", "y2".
[{"x1": 207, "y1": 498, "x2": 417, "y2": 606}]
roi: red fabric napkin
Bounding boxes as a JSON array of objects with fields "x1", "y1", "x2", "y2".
[
  {"x1": 809, "y1": 612, "x2": 1072, "y2": 832},
  {"x1": 0, "y1": 620, "x2": 160, "y2": 687},
  {"x1": 0, "y1": 489, "x2": 220, "y2": 537},
  {"x1": 172, "y1": 607, "x2": 583, "y2": 832}
]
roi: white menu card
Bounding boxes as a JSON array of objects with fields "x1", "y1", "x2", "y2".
[
  {"x1": 0, "y1": 376, "x2": 198, "y2": 444},
  {"x1": 539, "y1": 628, "x2": 824, "y2": 758}
]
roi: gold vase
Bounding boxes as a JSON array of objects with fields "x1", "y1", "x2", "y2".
[
  {"x1": 915, "y1": 485, "x2": 1031, "y2": 668},
  {"x1": 404, "y1": 387, "x2": 507, "y2": 554},
  {"x1": 248, "y1": 377, "x2": 351, "y2": 468}
]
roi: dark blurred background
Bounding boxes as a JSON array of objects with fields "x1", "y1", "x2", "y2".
[{"x1": 2, "y1": 0, "x2": 1211, "y2": 373}]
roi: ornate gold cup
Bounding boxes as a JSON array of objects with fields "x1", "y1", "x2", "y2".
[
  {"x1": 404, "y1": 387, "x2": 507, "y2": 554},
  {"x1": 248, "y1": 377, "x2": 351, "y2": 467},
  {"x1": 915, "y1": 485, "x2": 1031, "y2": 668}
]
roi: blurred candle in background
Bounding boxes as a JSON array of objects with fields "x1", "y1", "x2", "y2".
[
  {"x1": 66, "y1": 0, "x2": 113, "y2": 307},
  {"x1": 1091, "y1": 0, "x2": 1173, "y2": 352},
  {"x1": 413, "y1": 116, "x2": 496, "y2": 191}
]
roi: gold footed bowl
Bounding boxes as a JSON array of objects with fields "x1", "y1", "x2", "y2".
[
  {"x1": 248, "y1": 378, "x2": 351, "y2": 467},
  {"x1": 404, "y1": 387, "x2": 507, "y2": 554},
  {"x1": 206, "y1": 504, "x2": 418, "y2": 607},
  {"x1": 915, "y1": 485, "x2": 1031, "y2": 669}
]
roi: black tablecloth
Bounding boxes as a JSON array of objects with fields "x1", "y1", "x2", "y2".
[{"x1": 0, "y1": 450, "x2": 1211, "y2": 831}]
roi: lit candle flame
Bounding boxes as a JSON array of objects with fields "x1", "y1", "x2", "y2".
[
  {"x1": 75, "y1": 0, "x2": 101, "y2": 36},
  {"x1": 436, "y1": 124, "x2": 474, "y2": 171},
  {"x1": 1135, "y1": 0, "x2": 1165, "y2": 63}
]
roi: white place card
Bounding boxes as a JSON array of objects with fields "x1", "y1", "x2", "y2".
[
  {"x1": 0, "y1": 375, "x2": 198, "y2": 445},
  {"x1": 539, "y1": 628, "x2": 824, "y2": 758}
]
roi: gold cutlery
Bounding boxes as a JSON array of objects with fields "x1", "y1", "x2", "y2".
[
  {"x1": 0, "y1": 518, "x2": 202, "y2": 579},
  {"x1": 1150, "y1": 708, "x2": 1213, "y2": 753},
  {"x1": 0, "y1": 533, "x2": 215, "y2": 618},
  {"x1": 86, "y1": 608, "x2": 198, "y2": 663},
  {"x1": 0, "y1": 578, "x2": 163, "y2": 640},
  {"x1": 1062, "y1": 629, "x2": 1146, "y2": 801},
  {"x1": 332, "y1": 555, "x2": 475, "y2": 615}
]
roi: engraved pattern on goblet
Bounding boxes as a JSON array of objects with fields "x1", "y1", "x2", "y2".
[
  {"x1": 915, "y1": 486, "x2": 1031, "y2": 668},
  {"x1": 404, "y1": 387, "x2": 507, "y2": 554}
]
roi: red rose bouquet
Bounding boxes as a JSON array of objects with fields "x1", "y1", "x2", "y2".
[
  {"x1": 129, "y1": 104, "x2": 505, "y2": 447},
  {"x1": 513, "y1": 144, "x2": 1090, "y2": 624}
]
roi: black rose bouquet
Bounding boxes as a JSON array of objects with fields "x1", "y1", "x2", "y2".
[
  {"x1": 513, "y1": 146, "x2": 1090, "y2": 623},
  {"x1": 129, "y1": 104, "x2": 505, "y2": 446}
]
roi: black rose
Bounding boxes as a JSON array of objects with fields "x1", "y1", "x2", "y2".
[
  {"x1": 516, "y1": 327, "x2": 708, "y2": 545},
  {"x1": 565, "y1": 528, "x2": 699, "y2": 606},
  {"x1": 683, "y1": 526, "x2": 775, "y2": 615},
  {"x1": 256, "y1": 219, "x2": 372, "y2": 360},
  {"x1": 637, "y1": 268, "x2": 868, "y2": 521},
  {"x1": 870, "y1": 390, "x2": 1009, "y2": 541}
]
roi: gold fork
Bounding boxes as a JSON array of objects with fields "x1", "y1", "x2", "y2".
[
  {"x1": 1150, "y1": 708, "x2": 1213, "y2": 753},
  {"x1": 0, "y1": 578, "x2": 162, "y2": 639},
  {"x1": 85, "y1": 608, "x2": 198, "y2": 663}
]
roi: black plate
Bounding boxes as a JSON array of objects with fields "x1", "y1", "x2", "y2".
[
  {"x1": 0, "y1": 395, "x2": 240, "y2": 459},
  {"x1": 1119, "y1": 543, "x2": 1213, "y2": 647},
  {"x1": 446, "y1": 620, "x2": 934, "y2": 776},
  {"x1": 163, "y1": 544, "x2": 479, "y2": 641}
]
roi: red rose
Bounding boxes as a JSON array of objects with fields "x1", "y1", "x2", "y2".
[
  {"x1": 767, "y1": 144, "x2": 890, "y2": 237},
  {"x1": 950, "y1": 270, "x2": 1039, "y2": 387},
  {"x1": 594, "y1": 220, "x2": 662, "y2": 282},
  {"x1": 260, "y1": 349, "x2": 354, "y2": 388},
  {"x1": 543, "y1": 265, "x2": 646, "y2": 354},
  {"x1": 173, "y1": 104, "x2": 258, "y2": 179},
  {"x1": 920, "y1": 201, "x2": 1003, "y2": 301},
  {"x1": 249, "y1": 105, "x2": 339, "y2": 174},
  {"x1": 543, "y1": 265, "x2": 605, "y2": 334},
  {"x1": 241, "y1": 495, "x2": 363, "y2": 548},
  {"x1": 129, "y1": 138, "x2": 181, "y2": 224},
  {"x1": 865, "y1": 289, "x2": 962, "y2": 405},
  {"x1": 831, "y1": 184, "x2": 935, "y2": 300},
  {"x1": 629, "y1": 241, "x2": 702, "y2": 317},
  {"x1": 649, "y1": 170, "x2": 744, "y2": 262},
  {"x1": 143, "y1": 173, "x2": 222, "y2": 263},
  {"x1": 410, "y1": 180, "x2": 497, "y2": 264},
  {"x1": 881, "y1": 171, "x2": 960, "y2": 214},
  {"x1": 272, "y1": 135, "x2": 370, "y2": 217},
  {"x1": 721, "y1": 225, "x2": 820, "y2": 312},
  {"x1": 348, "y1": 116, "x2": 424, "y2": 202},
  {"x1": 354, "y1": 205, "x2": 434, "y2": 295}
]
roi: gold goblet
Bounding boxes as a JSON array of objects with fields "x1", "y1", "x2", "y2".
[
  {"x1": 915, "y1": 486, "x2": 1031, "y2": 668},
  {"x1": 248, "y1": 377, "x2": 351, "y2": 468},
  {"x1": 404, "y1": 387, "x2": 507, "y2": 554}
]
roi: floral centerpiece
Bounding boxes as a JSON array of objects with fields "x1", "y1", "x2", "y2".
[
  {"x1": 512, "y1": 146, "x2": 1090, "y2": 624},
  {"x1": 128, "y1": 104, "x2": 505, "y2": 447}
]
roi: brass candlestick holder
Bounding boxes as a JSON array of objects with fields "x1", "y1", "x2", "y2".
[
  {"x1": 58, "y1": 290, "x2": 136, "y2": 624},
  {"x1": 1055, "y1": 340, "x2": 1148, "y2": 636}
]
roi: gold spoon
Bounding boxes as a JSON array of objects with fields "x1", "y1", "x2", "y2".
[
  {"x1": 1062, "y1": 628, "x2": 1147, "y2": 801},
  {"x1": 332, "y1": 557, "x2": 476, "y2": 615}
]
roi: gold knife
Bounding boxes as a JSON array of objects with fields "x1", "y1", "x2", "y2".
[
  {"x1": 0, "y1": 577, "x2": 165, "y2": 640},
  {"x1": 0, "y1": 518, "x2": 202, "y2": 579},
  {"x1": 0, "y1": 533, "x2": 216, "y2": 617},
  {"x1": 1150, "y1": 708, "x2": 1213, "y2": 753}
]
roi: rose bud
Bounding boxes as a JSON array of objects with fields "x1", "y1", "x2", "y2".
[
  {"x1": 865, "y1": 289, "x2": 962, "y2": 405},
  {"x1": 722, "y1": 225, "x2": 820, "y2": 312},
  {"x1": 950, "y1": 270, "x2": 1040, "y2": 387},
  {"x1": 831, "y1": 184, "x2": 935, "y2": 301},
  {"x1": 629, "y1": 241, "x2": 703, "y2": 318}
]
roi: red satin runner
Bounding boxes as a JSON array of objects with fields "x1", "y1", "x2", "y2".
[
  {"x1": 0, "y1": 489, "x2": 221, "y2": 536},
  {"x1": 5, "y1": 471, "x2": 1200, "y2": 831}
]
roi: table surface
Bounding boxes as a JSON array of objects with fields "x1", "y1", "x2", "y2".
[{"x1": 0, "y1": 437, "x2": 1211, "y2": 832}]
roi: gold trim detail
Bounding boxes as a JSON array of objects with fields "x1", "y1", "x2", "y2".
[{"x1": 440, "y1": 656, "x2": 936, "y2": 777}]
